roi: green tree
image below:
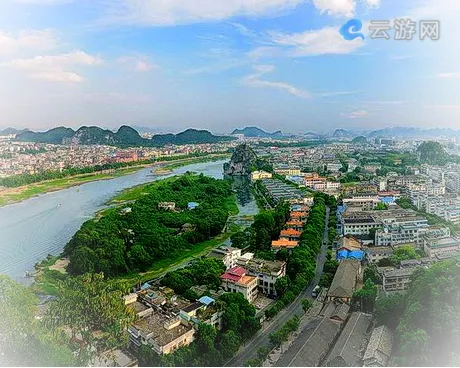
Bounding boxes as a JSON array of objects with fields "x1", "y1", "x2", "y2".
[
  {"x1": 0, "y1": 275, "x2": 75, "y2": 366},
  {"x1": 364, "y1": 264, "x2": 382, "y2": 284},
  {"x1": 392, "y1": 245, "x2": 419, "y2": 263},
  {"x1": 44, "y1": 273, "x2": 135, "y2": 365},
  {"x1": 275, "y1": 276, "x2": 289, "y2": 297},
  {"x1": 353, "y1": 279, "x2": 377, "y2": 313},
  {"x1": 301, "y1": 299, "x2": 313, "y2": 313},
  {"x1": 216, "y1": 330, "x2": 241, "y2": 359}
]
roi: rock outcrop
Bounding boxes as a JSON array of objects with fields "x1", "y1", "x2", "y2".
[{"x1": 223, "y1": 144, "x2": 257, "y2": 176}]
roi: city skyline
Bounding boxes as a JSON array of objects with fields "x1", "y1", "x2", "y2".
[{"x1": 1, "y1": 0, "x2": 459, "y2": 132}]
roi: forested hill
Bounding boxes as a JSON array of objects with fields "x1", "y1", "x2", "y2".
[
  {"x1": 16, "y1": 126, "x2": 235, "y2": 147},
  {"x1": 63, "y1": 174, "x2": 237, "y2": 276}
]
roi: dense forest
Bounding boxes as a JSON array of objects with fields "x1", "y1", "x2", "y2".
[
  {"x1": 63, "y1": 174, "x2": 236, "y2": 276},
  {"x1": 375, "y1": 259, "x2": 460, "y2": 366}
]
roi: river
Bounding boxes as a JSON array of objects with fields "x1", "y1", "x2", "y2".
[{"x1": 0, "y1": 160, "x2": 258, "y2": 282}]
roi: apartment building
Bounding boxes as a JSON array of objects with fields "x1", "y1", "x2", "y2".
[
  {"x1": 236, "y1": 258, "x2": 286, "y2": 297},
  {"x1": 423, "y1": 234, "x2": 460, "y2": 260},
  {"x1": 220, "y1": 266, "x2": 259, "y2": 303},
  {"x1": 383, "y1": 268, "x2": 417, "y2": 292}
]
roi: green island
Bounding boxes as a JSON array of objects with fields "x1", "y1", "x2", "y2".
[
  {"x1": 0, "y1": 153, "x2": 230, "y2": 207},
  {"x1": 38, "y1": 173, "x2": 237, "y2": 282}
]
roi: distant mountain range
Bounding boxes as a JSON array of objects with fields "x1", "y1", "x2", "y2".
[
  {"x1": 231, "y1": 126, "x2": 283, "y2": 138},
  {"x1": 0, "y1": 127, "x2": 29, "y2": 136},
  {"x1": 16, "y1": 126, "x2": 235, "y2": 147},
  {"x1": 332, "y1": 127, "x2": 460, "y2": 140}
]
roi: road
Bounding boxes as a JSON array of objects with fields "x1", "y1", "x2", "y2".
[{"x1": 226, "y1": 207, "x2": 331, "y2": 367}]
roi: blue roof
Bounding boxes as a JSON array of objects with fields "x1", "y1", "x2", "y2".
[
  {"x1": 199, "y1": 296, "x2": 215, "y2": 306},
  {"x1": 188, "y1": 202, "x2": 199, "y2": 208},
  {"x1": 337, "y1": 249, "x2": 364, "y2": 261},
  {"x1": 141, "y1": 282, "x2": 151, "y2": 290}
]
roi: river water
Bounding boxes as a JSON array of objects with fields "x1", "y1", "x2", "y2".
[{"x1": 0, "y1": 160, "x2": 257, "y2": 282}]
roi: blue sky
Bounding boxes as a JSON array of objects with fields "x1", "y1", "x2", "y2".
[{"x1": 0, "y1": 0, "x2": 459, "y2": 134}]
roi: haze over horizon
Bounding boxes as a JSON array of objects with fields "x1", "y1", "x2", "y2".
[{"x1": 1, "y1": 0, "x2": 459, "y2": 132}]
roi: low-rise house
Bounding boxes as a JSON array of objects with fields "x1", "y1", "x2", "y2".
[
  {"x1": 275, "y1": 168, "x2": 301, "y2": 176},
  {"x1": 271, "y1": 239, "x2": 299, "y2": 252},
  {"x1": 290, "y1": 211, "x2": 309, "y2": 222},
  {"x1": 220, "y1": 266, "x2": 259, "y2": 303},
  {"x1": 285, "y1": 220, "x2": 304, "y2": 231},
  {"x1": 365, "y1": 247, "x2": 394, "y2": 264},
  {"x1": 325, "y1": 312, "x2": 373, "y2": 367},
  {"x1": 382, "y1": 268, "x2": 417, "y2": 292},
  {"x1": 187, "y1": 202, "x2": 199, "y2": 210},
  {"x1": 236, "y1": 257, "x2": 286, "y2": 297},
  {"x1": 158, "y1": 202, "x2": 176, "y2": 211},
  {"x1": 280, "y1": 228, "x2": 302, "y2": 241},
  {"x1": 207, "y1": 247, "x2": 242, "y2": 269},
  {"x1": 128, "y1": 312, "x2": 195, "y2": 355},
  {"x1": 363, "y1": 325, "x2": 394, "y2": 367},
  {"x1": 327, "y1": 260, "x2": 362, "y2": 303},
  {"x1": 250, "y1": 170, "x2": 273, "y2": 181}
]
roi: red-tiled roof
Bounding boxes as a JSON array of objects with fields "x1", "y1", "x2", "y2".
[
  {"x1": 281, "y1": 229, "x2": 302, "y2": 237},
  {"x1": 221, "y1": 266, "x2": 247, "y2": 282}
]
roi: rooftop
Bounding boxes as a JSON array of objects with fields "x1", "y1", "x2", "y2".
[
  {"x1": 131, "y1": 312, "x2": 192, "y2": 347},
  {"x1": 327, "y1": 260, "x2": 361, "y2": 299},
  {"x1": 326, "y1": 312, "x2": 373, "y2": 367},
  {"x1": 363, "y1": 325, "x2": 394, "y2": 367}
]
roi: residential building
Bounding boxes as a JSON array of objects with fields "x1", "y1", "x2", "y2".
[
  {"x1": 220, "y1": 266, "x2": 259, "y2": 303},
  {"x1": 343, "y1": 197, "x2": 380, "y2": 211},
  {"x1": 158, "y1": 202, "x2": 176, "y2": 211},
  {"x1": 271, "y1": 239, "x2": 299, "y2": 252},
  {"x1": 274, "y1": 168, "x2": 301, "y2": 176},
  {"x1": 342, "y1": 216, "x2": 380, "y2": 236},
  {"x1": 382, "y1": 268, "x2": 417, "y2": 292},
  {"x1": 250, "y1": 170, "x2": 273, "y2": 181},
  {"x1": 363, "y1": 326, "x2": 394, "y2": 367},
  {"x1": 423, "y1": 234, "x2": 460, "y2": 259},
  {"x1": 207, "y1": 247, "x2": 242, "y2": 269},
  {"x1": 128, "y1": 313, "x2": 195, "y2": 355},
  {"x1": 285, "y1": 220, "x2": 304, "y2": 231},
  {"x1": 93, "y1": 349, "x2": 138, "y2": 367},
  {"x1": 236, "y1": 257, "x2": 286, "y2": 297},
  {"x1": 365, "y1": 247, "x2": 394, "y2": 264},
  {"x1": 327, "y1": 260, "x2": 362, "y2": 303},
  {"x1": 280, "y1": 228, "x2": 302, "y2": 241}
]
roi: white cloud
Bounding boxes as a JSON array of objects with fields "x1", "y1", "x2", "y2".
[
  {"x1": 4, "y1": 51, "x2": 103, "y2": 82},
  {"x1": 0, "y1": 29, "x2": 58, "y2": 55},
  {"x1": 437, "y1": 72, "x2": 460, "y2": 79},
  {"x1": 312, "y1": 0, "x2": 380, "y2": 18},
  {"x1": 313, "y1": 0, "x2": 355, "y2": 17},
  {"x1": 105, "y1": 0, "x2": 303, "y2": 26},
  {"x1": 242, "y1": 64, "x2": 311, "y2": 99},
  {"x1": 251, "y1": 26, "x2": 364, "y2": 58},
  {"x1": 9, "y1": 0, "x2": 72, "y2": 4},
  {"x1": 344, "y1": 109, "x2": 369, "y2": 118},
  {"x1": 117, "y1": 56, "x2": 158, "y2": 72},
  {"x1": 365, "y1": 100, "x2": 406, "y2": 105}
]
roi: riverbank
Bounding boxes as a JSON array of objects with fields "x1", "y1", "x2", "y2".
[
  {"x1": 0, "y1": 153, "x2": 229, "y2": 208},
  {"x1": 30, "y1": 172, "x2": 240, "y2": 294}
]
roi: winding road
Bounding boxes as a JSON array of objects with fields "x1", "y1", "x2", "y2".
[{"x1": 226, "y1": 207, "x2": 331, "y2": 367}]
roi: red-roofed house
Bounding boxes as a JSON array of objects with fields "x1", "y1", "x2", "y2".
[
  {"x1": 271, "y1": 240, "x2": 299, "y2": 252},
  {"x1": 285, "y1": 220, "x2": 304, "y2": 231},
  {"x1": 290, "y1": 211, "x2": 308, "y2": 222},
  {"x1": 221, "y1": 267, "x2": 258, "y2": 302},
  {"x1": 280, "y1": 229, "x2": 302, "y2": 241}
]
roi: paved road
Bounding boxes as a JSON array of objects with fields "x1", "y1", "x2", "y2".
[{"x1": 226, "y1": 207, "x2": 331, "y2": 367}]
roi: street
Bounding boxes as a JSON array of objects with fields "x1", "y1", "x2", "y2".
[{"x1": 225, "y1": 207, "x2": 331, "y2": 367}]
